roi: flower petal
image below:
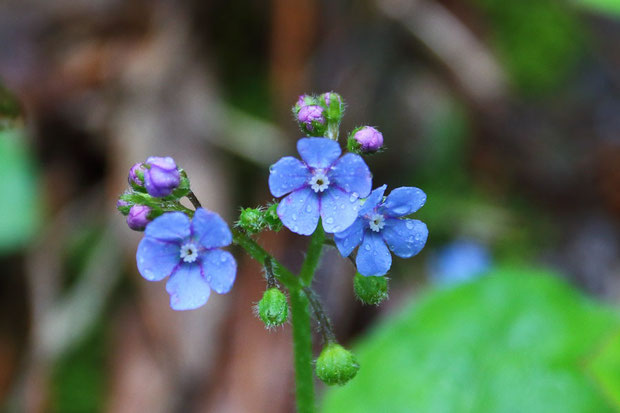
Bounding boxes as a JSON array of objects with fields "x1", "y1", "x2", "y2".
[
  {"x1": 201, "y1": 249, "x2": 237, "y2": 294},
  {"x1": 382, "y1": 218, "x2": 428, "y2": 258},
  {"x1": 145, "y1": 212, "x2": 190, "y2": 242},
  {"x1": 320, "y1": 187, "x2": 361, "y2": 233},
  {"x1": 277, "y1": 187, "x2": 320, "y2": 235},
  {"x1": 297, "y1": 137, "x2": 341, "y2": 169},
  {"x1": 334, "y1": 217, "x2": 364, "y2": 257},
  {"x1": 269, "y1": 156, "x2": 311, "y2": 197},
  {"x1": 356, "y1": 231, "x2": 392, "y2": 276},
  {"x1": 359, "y1": 184, "x2": 387, "y2": 217},
  {"x1": 191, "y1": 208, "x2": 232, "y2": 249},
  {"x1": 382, "y1": 187, "x2": 427, "y2": 217},
  {"x1": 137, "y1": 237, "x2": 180, "y2": 281},
  {"x1": 329, "y1": 153, "x2": 372, "y2": 198},
  {"x1": 166, "y1": 263, "x2": 210, "y2": 310}
]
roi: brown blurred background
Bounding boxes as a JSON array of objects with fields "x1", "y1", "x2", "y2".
[{"x1": 1, "y1": 0, "x2": 620, "y2": 412}]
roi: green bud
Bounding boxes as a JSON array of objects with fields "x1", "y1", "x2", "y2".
[
  {"x1": 257, "y1": 288, "x2": 288, "y2": 328},
  {"x1": 315, "y1": 343, "x2": 359, "y2": 386},
  {"x1": 264, "y1": 203, "x2": 282, "y2": 232},
  {"x1": 353, "y1": 272, "x2": 388, "y2": 305},
  {"x1": 239, "y1": 207, "x2": 265, "y2": 233}
]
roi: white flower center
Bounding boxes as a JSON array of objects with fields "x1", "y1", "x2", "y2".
[
  {"x1": 309, "y1": 171, "x2": 330, "y2": 193},
  {"x1": 180, "y1": 242, "x2": 199, "y2": 263},
  {"x1": 368, "y1": 213, "x2": 385, "y2": 232}
]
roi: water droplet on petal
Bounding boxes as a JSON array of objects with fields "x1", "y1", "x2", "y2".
[
  {"x1": 221, "y1": 255, "x2": 227, "y2": 262},
  {"x1": 406, "y1": 221, "x2": 414, "y2": 229},
  {"x1": 365, "y1": 244, "x2": 371, "y2": 251},
  {"x1": 306, "y1": 205, "x2": 312, "y2": 213},
  {"x1": 292, "y1": 214, "x2": 297, "y2": 221},
  {"x1": 326, "y1": 217, "x2": 334, "y2": 224}
]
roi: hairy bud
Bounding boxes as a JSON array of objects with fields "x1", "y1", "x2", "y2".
[
  {"x1": 257, "y1": 288, "x2": 289, "y2": 328},
  {"x1": 315, "y1": 343, "x2": 359, "y2": 386},
  {"x1": 353, "y1": 272, "x2": 388, "y2": 305}
]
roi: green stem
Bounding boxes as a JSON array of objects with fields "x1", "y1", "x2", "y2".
[
  {"x1": 300, "y1": 223, "x2": 325, "y2": 286},
  {"x1": 289, "y1": 287, "x2": 315, "y2": 413},
  {"x1": 231, "y1": 228, "x2": 299, "y2": 290}
]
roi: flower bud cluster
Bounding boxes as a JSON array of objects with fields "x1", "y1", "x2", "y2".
[
  {"x1": 117, "y1": 157, "x2": 192, "y2": 231},
  {"x1": 293, "y1": 92, "x2": 344, "y2": 139}
]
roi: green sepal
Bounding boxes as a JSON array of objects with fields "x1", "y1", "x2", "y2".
[
  {"x1": 257, "y1": 287, "x2": 289, "y2": 328},
  {"x1": 264, "y1": 203, "x2": 283, "y2": 232},
  {"x1": 171, "y1": 169, "x2": 191, "y2": 198},
  {"x1": 353, "y1": 272, "x2": 388, "y2": 305},
  {"x1": 315, "y1": 343, "x2": 360, "y2": 386}
]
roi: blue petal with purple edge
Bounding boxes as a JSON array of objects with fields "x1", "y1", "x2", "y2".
[
  {"x1": 382, "y1": 218, "x2": 428, "y2": 258},
  {"x1": 277, "y1": 187, "x2": 320, "y2": 235},
  {"x1": 269, "y1": 156, "x2": 311, "y2": 197},
  {"x1": 320, "y1": 187, "x2": 360, "y2": 233},
  {"x1": 166, "y1": 263, "x2": 210, "y2": 310},
  {"x1": 334, "y1": 217, "x2": 364, "y2": 257},
  {"x1": 191, "y1": 208, "x2": 232, "y2": 249},
  {"x1": 381, "y1": 186, "x2": 427, "y2": 217},
  {"x1": 137, "y1": 237, "x2": 180, "y2": 281},
  {"x1": 329, "y1": 153, "x2": 372, "y2": 198},
  {"x1": 145, "y1": 212, "x2": 190, "y2": 242},
  {"x1": 358, "y1": 185, "x2": 387, "y2": 217},
  {"x1": 297, "y1": 138, "x2": 341, "y2": 169},
  {"x1": 356, "y1": 231, "x2": 392, "y2": 276},
  {"x1": 201, "y1": 249, "x2": 237, "y2": 294}
]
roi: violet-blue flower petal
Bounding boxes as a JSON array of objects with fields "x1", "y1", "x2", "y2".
[
  {"x1": 382, "y1": 218, "x2": 428, "y2": 258},
  {"x1": 136, "y1": 237, "x2": 180, "y2": 281},
  {"x1": 356, "y1": 231, "x2": 392, "y2": 276},
  {"x1": 297, "y1": 137, "x2": 341, "y2": 169},
  {"x1": 358, "y1": 184, "x2": 387, "y2": 217},
  {"x1": 191, "y1": 208, "x2": 232, "y2": 249},
  {"x1": 333, "y1": 217, "x2": 364, "y2": 257},
  {"x1": 145, "y1": 211, "x2": 190, "y2": 242},
  {"x1": 382, "y1": 187, "x2": 427, "y2": 217},
  {"x1": 329, "y1": 153, "x2": 372, "y2": 197},
  {"x1": 269, "y1": 156, "x2": 311, "y2": 197},
  {"x1": 201, "y1": 249, "x2": 237, "y2": 294},
  {"x1": 320, "y1": 187, "x2": 360, "y2": 233},
  {"x1": 166, "y1": 263, "x2": 210, "y2": 311},
  {"x1": 277, "y1": 187, "x2": 320, "y2": 235}
]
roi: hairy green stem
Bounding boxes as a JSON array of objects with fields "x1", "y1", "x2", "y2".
[
  {"x1": 231, "y1": 228, "x2": 299, "y2": 290},
  {"x1": 290, "y1": 287, "x2": 315, "y2": 413},
  {"x1": 300, "y1": 223, "x2": 325, "y2": 286},
  {"x1": 303, "y1": 286, "x2": 336, "y2": 344}
]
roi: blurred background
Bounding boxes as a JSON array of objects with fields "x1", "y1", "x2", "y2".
[{"x1": 2, "y1": 0, "x2": 620, "y2": 412}]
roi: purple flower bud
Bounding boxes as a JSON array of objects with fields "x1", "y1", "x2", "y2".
[
  {"x1": 352, "y1": 126, "x2": 383, "y2": 153},
  {"x1": 297, "y1": 105, "x2": 325, "y2": 132},
  {"x1": 117, "y1": 199, "x2": 130, "y2": 209},
  {"x1": 128, "y1": 162, "x2": 147, "y2": 188},
  {"x1": 321, "y1": 92, "x2": 341, "y2": 108},
  {"x1": 144, "y1": 156, "x2": 180, "y2": 197},
  {"x1": 126, "y1": 205, "x2": 151, "y2": 231}
]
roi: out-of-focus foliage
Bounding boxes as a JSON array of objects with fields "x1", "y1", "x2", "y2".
[
  {"x1": 574, "y1": 0, "x2": 620, "y2": 17},
  {"x1": 474, "y1": 0, "x2": 584, "y2": 94},
  {"x1": 322, "y1": 267, "x2": 620, "y2": 412},
  {"x1": 0, "y1": 128, "x2": 41, "y2": 253}
]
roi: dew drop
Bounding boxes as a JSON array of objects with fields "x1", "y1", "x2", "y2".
[
  {"x1": 221, "y1": 255, "x2": 227, "y2": 262},
  {"x1": 306, "y1": 205, "x2": 312, "y2": 212},
  {"x1": 292, "y1": 214, "x2": 297, "y2": 221},
  {"x1": 326, "y1": 217, "x2": 334, "y2": 224},
  {"x1": 406, "y1": 221, "x2": 414, "y2": 229},
  {"x1": 365, "y1": 244, "x2": 371, "y2": 251}
]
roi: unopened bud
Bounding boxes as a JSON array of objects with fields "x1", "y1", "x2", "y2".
[
  {"x1": 257, "y1": 288, "x2": 288, "y2": 328},
  {"x1": 348, "y1": 126, "x2": 383, "y2": 154},
  {"x1": 293, "y1": 94, "x2": 318, "y2": 114},
  {"x1": 144, "y1": 156, "x2": 180, "y2": 198},
  {"x1": 264, "y1": 203, "x2": 282, "y2": 232},
  {"x1": 126, "y1": 205, "x2": 152, "y2": 231},
  {"x1": 239, "y1": 208, "x2": 265, "y2": 233},
  {"x1": 116, "y1": 199, "x2": 131, "y2": 216},
  {"x1": 353, "y1": 272, "x2": 388, "y2": 305},
  {"x1": 297, "y1": 105, "x2": 326, "y2": 136},
  {"x1": 315, "y1": 343, "x2": 359, "y2": 386},
  {"x1": 128, "y1": 162, "x2": 147, "y2": 191}
]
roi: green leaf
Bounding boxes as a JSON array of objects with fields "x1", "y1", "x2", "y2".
[
  {"x1": 0, "y1": 128, "x2": 41, "y2": 253},
  {"x1": 573, "y1": 0, "x2": 620, "y2": 17},
  {"x1": 321, "y1": 267, "x2": 619, "y2": 413}
]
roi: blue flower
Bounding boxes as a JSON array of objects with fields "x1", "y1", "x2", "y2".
[
  {"x1": 428, "y1": 240, "x2": 491, "y2": 285},
  {"x1": 136, "y1": 208, "x2": 237, "y2": 310},
  {"x1": 269, "y1": 137, "x2": 372, "y2": 235},
  {"x1": 334, "y1": 184, "x2": 428, "y2": 276}
]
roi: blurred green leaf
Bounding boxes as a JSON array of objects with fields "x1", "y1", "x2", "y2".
[
  {"x1": 588, "y1": 330, "x2": 620, "y2": 407},
  {"x1": 573, "y1": 0, "x2": 620, "y2": 16},
  {"x1": 322, "y1": 267, "x2": 619, "y2": 413},
  {"x1": 0, "y1": 128, "x2": 41, "y2": 253}
]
